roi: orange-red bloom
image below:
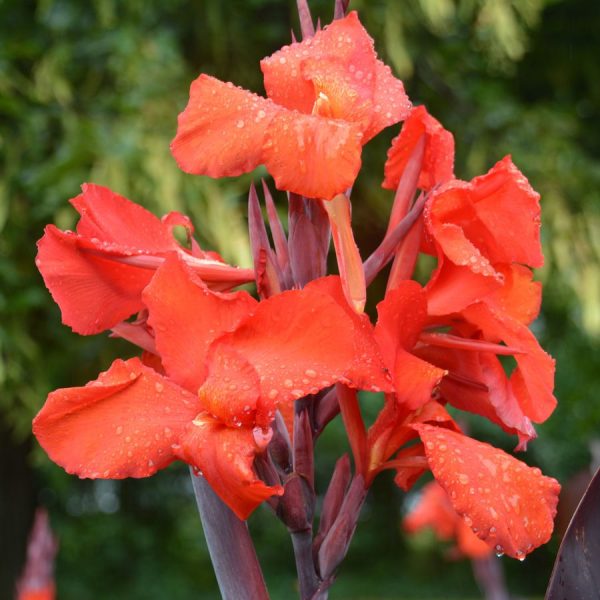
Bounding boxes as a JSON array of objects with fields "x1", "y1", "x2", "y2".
[
  {"x1": 404, "y1": 480, "x2": 492, "y2": 559},
  {"x1": 33, "y1": 258, "x2": 391, "y2": 519},
  {"x1": 171, "y1": 12, "x2": 411, "y2": 200},
  {"x1": 36, "y1": 184, "x2": 252, "y2": 335}
]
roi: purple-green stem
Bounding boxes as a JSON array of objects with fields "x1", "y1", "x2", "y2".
[{"x1": 189, "y1": 468, "x2": 269, "y2": 600}]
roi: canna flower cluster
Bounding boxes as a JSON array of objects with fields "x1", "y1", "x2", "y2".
[{"x1": 33, "y1": 6, "x2": 560, "y2": 595}]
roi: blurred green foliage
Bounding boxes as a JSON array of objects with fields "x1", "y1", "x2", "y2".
[{"x1": 1, "y1": 0, "x2": 599, "y2": 598}]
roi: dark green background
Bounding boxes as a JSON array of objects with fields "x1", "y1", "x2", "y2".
[{"x1": 1, "y1": 0, "x2": 599, "y2": 597}]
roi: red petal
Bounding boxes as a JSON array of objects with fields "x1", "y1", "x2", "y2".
[
  {"x1": 305, "y1": 276, "x2": 392, "y2": 393},
  {"x1": 415, "y1": 424, "x2": 560, "y2": 559},
  {"x1": 364, "y1": 59, "x2": 411, "y2": 142},
  {"x1": 383, "y1": 105, "x2": 454, "y2": 191},
  {"x1": 143, "y1": 255, "x2": 256, "y2": 392},
  {"x1": 177, "y1": 415, "x2": 283, "y2": 520},
  {"x1": 215, "y1": 284, "x2": 390, "y2": 425},
  {"x1": 261, "y1": 12, "x2": 375, "y2": 118},
  {"x1": 33, "y1": 358, "x2": 199, "y2": 479},
  {"x1": 72, "y1": 184, "x2": 181, "y2": 253},
  {"x1": 462, "y1": 303, "x2": 556, "y2": 423},
  {"x1": 425, "y1": 200, "x2": 504, "y2": 281},
  {"x1": 426, "y1": 157, "x2": 543, "y2": 270},
  {"x1": 198, "y1": 344, "x2": 261, "y2": 428},
  {"x1": 375, "y1": 281, "x2": 427, "y2": 355},
  {"x1": 416, "y1": 345, "x2": 537, "y2": 448},
  {"x1": 484, "y1": 264, "x2": 541, "y2": 326},
  {"x1": 468, "y1": 157, "x2": 543, "y2": 268},
  {"x1": 263, "y1": 110, "x2": 363, "y2": 199},
  {"x1": 302, "y1": 56, "x2": 374, "y2": 133},
  {"x1": 36, "y1": 226, "x2": 151, "y2": 334},
  {"x1": 171, "y1": 75, "x2": 278, "y2": 177},
  {"x1": 375, "y1": 282, "x2": 445, "y2": 409},
  {"x1": 425, "y1": 257, "x2": 502, "y2": 316}
]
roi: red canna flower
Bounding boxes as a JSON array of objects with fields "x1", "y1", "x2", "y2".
[
  {"x1": 171, "y1": 11, "x2": 410, "y2": 200},
  {"x1": 16, "y1": 509, "x2": 58, "y2": 600},
  {"x1": 424, "y1": 156, "x2": 543, "y2": 316},
  {"x1": 404, "y1": 480, "x2": 492, "y2": 559},
  {"x1": 33, "y1": 257, "x2": 391, "y2": 519},
  {"x1": 314, "y1": 276, "x2": 560, "y2": 560},
  {"x1": 36, "y1": 184, "x2": 253, "y2": 335}
]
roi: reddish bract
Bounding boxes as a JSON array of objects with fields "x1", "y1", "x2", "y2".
[
  {"x1": 171, "y1": 12, "x2": 410, "y2": 199},
  {"x1": 414, "y1": 424, "x2": 560, "y2": 560}
]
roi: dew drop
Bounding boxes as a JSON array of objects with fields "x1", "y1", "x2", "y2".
[
  {"x1": 279, "y1": 57, "x2": 287, "y2": 64},
  {"x1": 236, "y1": 120, "x2": 245, "y2": 129},
  {"x1": 116, "y1": 426, "x2": 123, "y2": 435},
  {"x1": 268, "y1": 389, "x2": 279, "y2": 399},
  {"x1": 125, "y1": 436, "x2": 131, "y2": 443},
  {"x1": 305, "y1": 369, "x2": 317, "y2": 378},
  {"x1": 155, "y1": 382, "x2": 164, "y2": 393},
  {"x1": 458, "y1": 473, "x2": 470, "y2": 485},
  {"x1": 283, "y1": 379, "x2": 293, "y2": 388}
]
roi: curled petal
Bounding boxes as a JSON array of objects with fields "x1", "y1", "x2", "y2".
[
  {"x1": 263, "y1": 110, "x2": 363, "y2": 199},
  {"x1": 383, "y1": 105, "x2": 454, "y2": 191},
  {"x1": 178, "y1": 416, "x2": 283, "y2": 520},
  {"x1": 171, "y1": 75, "x2": 278, "y2": 178},
  {"x1": 426, "y1": 157, "x2": 543, "y2": 270},
  {"x1": 414, "y1": 424, "x2": 560, "y2": 560},
  {"x1": 33, "y1": 358, "x2": 200, "y2": 479},
  {"x1": 462, "y1": 303, "x2": 556, "y2": 423},
  {"x1": 36, "y1": 226, "x2": 151, "y2": 334},
  {"x1": 144, "y1": 255, "x2": 256, "y2": 393},
  {"x1": 72, "y1": 183, "x2": 183, "y2": 253},
  {"x1": 416, "y1": 345, "x2": 537, "y2": 449}
]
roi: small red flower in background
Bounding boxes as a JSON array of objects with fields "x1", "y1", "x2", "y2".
[
  {"x1": 171, "y1": 12, "x2": 410, "y2": 200},
  {"x1": 404, "y1": 480, "x2": 492, "y2": 559},
  {"x1": 16, "y1": 509, "x2": 58, "y2": 600},
  {"x1": 36, "y1": 184, "x2": 252, "y2": 335},
  {"x1": 33, "y1": 257, "x2": 391, "y2": 519}
]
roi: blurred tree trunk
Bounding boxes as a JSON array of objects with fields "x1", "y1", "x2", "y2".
[{"x1": 0, "y1": 417, "x2": 35, "y2": 599}]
